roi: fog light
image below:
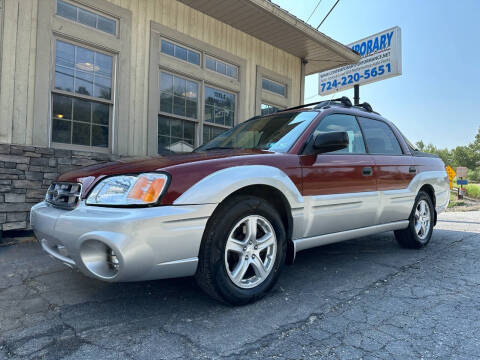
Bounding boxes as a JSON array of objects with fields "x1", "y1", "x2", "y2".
[
  {"x1": 80, "y1": 240, "x2": 120, "y2": 279},
  {"x1": 107, "y1": 248, "x2": 119, "y2": 270}
]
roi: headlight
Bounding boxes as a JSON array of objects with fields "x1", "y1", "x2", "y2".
[{"x1": 86, "y1": 173, "x2": 168, "y2": 206}]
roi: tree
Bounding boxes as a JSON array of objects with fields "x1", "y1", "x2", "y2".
[
  {"x1": 415, "y1": 140, "x2": 425, "y2": 151},
  {"x1": 470, "y1": 127, "x2": 480, "y2": 153},
  {"x1": 452, "y1": 146, "x2": 477, "y2": 169},
  {"x1": 416, "y1": 127, "x2": 480, "y2": 178}
]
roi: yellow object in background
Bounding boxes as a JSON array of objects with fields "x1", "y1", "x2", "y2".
[{"x1": 445, "y1": 166, "x2": 456, "y2": 189}]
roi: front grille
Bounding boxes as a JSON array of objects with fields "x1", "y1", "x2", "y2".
[{"x1": 46, "y1": 182, "x2": 82, "y2": 209}]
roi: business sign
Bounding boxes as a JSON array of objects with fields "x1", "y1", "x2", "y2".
[
  {"x1": 318, "y1": 26, "x2": 402, "y2": 96},
  {"x1": 456, "y1": 166, "x2": 468, "y2": 178}
]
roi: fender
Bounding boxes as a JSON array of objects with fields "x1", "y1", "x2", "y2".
[
  {"x1": 387, "y1": 170, "x2": 448, "y2": 197},
  {"x1": 381, "y1": 170, "x2": 450, "y2": 214},
  {"x1": 173, "y1": 165, "x2": 304, "y2": 210}
]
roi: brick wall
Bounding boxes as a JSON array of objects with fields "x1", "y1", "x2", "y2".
[{"x1": 0, "y1": 143, "x2": 120, "y2": 232}]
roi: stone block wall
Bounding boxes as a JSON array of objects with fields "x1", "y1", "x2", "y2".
[{"x1": 0, "y1": 143, "x2": 120, "y2": 232}]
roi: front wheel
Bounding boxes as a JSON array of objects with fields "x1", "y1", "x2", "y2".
[
  {"x1": 195, "y1": 195, "x2": 286, "y2": 305},
  {"x1": 394, "y1": 191, "x2": 434, "y2": 249}
]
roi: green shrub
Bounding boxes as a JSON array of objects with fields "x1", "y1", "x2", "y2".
[
  {"x1": 467, "y1": 169, "x2": 480, "y2": 182},
  {"x1": 465, "y1": 184, "x2": 480, "y2": 199}
]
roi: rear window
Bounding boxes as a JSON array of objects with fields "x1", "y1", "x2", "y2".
[{"x1": 358, "y1": 117, "x2": 403, "y2": 155}]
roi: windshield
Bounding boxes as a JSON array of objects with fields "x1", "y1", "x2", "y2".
[{"x1": 195, "y1": 111, "x2": 318, "y2": 153}]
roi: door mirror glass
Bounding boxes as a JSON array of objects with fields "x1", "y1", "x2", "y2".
[{"x1": 313, "y1": 131, "x2": 349, "y2": 154}]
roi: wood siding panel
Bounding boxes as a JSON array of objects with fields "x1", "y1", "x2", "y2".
[
  {"x1": 12, "y1": 0, "x2": 34, "y2": 145},
  {"x1": 0, "y1": 0, "x2": 38, "y2": 145},
  {"x1": 0, "y1": 0, "x2": 19, "y2": 144},
  {"x1": 0, "y1": 0, "x2": 301, "y2": 154},
  {"x1": 126, "y1": 0, "x2": 302, "y2": 155},
  {"x1": 25, "y1": 0, "x2": 38, "y2": 145}
]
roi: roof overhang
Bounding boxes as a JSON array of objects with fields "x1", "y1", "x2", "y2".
[{"x1": 176, "y1": 0, "x2": 360, "y2": 75}]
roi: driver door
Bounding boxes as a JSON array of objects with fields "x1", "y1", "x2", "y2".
[{"x1": 300, "y1": 114, "x2": 378, "y2": 238}]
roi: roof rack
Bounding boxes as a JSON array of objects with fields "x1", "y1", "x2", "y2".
[
  {"x1": 278, "y1": 100, "x2": 328, "y2": 112},
  {"x1": 277, "y1": 96, "x2": 379, "y2": 114},
  {"x1": 313, "y1": 96, "x2": 352, "y2": 109},
  {"x1": 278, "y1": 96, "x2": 352, "y2": 113},
  {"x1": 355, "y1": 102, "x2": 373, "y2": 112}
]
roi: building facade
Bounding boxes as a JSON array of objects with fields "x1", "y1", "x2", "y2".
[{"x1": 0, "y1": 0, "x2": 358, "y2": 232}]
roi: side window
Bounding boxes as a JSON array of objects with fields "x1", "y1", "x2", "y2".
[
  {"x1": 358, "y1": 117, "x2": 403, "y2": 155},
  {"x1": 312, "y1": 114, "x2": 366, "y2": 154}
]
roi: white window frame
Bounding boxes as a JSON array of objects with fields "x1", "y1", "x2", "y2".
[
  {"x1": 157, "y1": 69, "x2": 201, "y2": 151},
  {"x1": 50, "y1": 37, "x2": 116, "y2": 151},
  {"x1": 255, "y1": 66, "x2": 293, "y2": 116},
  {"x1": 262, "y1": 77, "x2": 287, "y2": 97},
  {"x1": 34, "y1": 0, "x2": 132, "y2": 154},
  {"x1": 205, "y1": 55, "x2": 239, "y2": 80},
  {"x1": 56, "y1": 0, "x2": 119, "y2": 37},
  {"x1": 148, "y1": 22, "x2": 246, "y2": 155},
  {"x1": 160, "y1": 37, "x2": 202, "y2": 67}
]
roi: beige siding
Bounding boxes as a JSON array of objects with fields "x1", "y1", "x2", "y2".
[
  {"x1": 0, "y1": 0, "x2": 38, "y2": 145},
  {"x1": 0, "y1": 0, "x2": 301, "y2": 155},
  {"x1": 107, "y1": 0, "x2": 301, "y2": 155}
]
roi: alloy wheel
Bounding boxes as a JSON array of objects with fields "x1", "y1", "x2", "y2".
[
  {"x1": 224, "y1": 215, "x2": 277, "y2": 289},
  {"x1": 414, "y1": 199, "x2": 431, "y2": 241}
]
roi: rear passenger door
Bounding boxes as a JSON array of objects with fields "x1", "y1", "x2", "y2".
[
  {"x1": 300, "y1": 114, "x2": 378, "y2": 237},
  {"x1": 357, "y1": 117, "x2": 416, "y2": 224}
]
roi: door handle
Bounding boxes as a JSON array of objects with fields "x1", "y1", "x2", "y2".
[
  {"x1": 409, "y1": 166, "x2": 417, "y2": 174},
  {"x1": 362, "y1": 167, "x2": 373, "y2": 176}
]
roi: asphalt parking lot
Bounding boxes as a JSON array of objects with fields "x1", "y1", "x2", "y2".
[{"x1": 1, "y1": 211, "x2": 480, "y2": 360}]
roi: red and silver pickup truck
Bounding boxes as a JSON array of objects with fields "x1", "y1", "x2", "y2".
[{"x1": 31, "y1": 97, "x2": 449, "y2": 305}]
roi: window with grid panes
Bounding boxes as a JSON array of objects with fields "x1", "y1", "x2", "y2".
[
  {"x1": 205, "y1": 55, "x2": 238, "y2": 79},
  {"x1": 56, "y1": 0, "x2": 117, "y2": 36},
  {"x1": 51, "y1": 39, "x2": 113, "y2": 148},
  {"x1": 158, "y1": 71, "x2": 198, "y2": 153},
  {"x1": 203, "y1": 86, "x2": 235, "y2": 143},
  {"x1": 160, "y1": 39, "x2": 200, "y2": 66},
  {"x1": 262, "y1": 78, "x2": 286, "y2": 97}
]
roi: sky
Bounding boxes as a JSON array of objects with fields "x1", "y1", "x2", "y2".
[{"x1": 272, "y1": 0, "x2": 480, "y2": 149}]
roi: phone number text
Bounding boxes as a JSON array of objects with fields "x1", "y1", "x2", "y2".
[{"x1": 320, "y1": 63, "x2": 392, "y2": 93}]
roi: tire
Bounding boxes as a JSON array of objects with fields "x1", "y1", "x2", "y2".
[
  {"x1": 394, "y1": 191, "x2": 435, "y2": 249},
  {"x1": 195, "y1": 195, "x2": 286, "y2": 305}
]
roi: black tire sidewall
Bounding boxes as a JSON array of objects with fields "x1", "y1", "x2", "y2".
[{"x1": 209, "y1": 196, "x2": 286, "y2": 304}]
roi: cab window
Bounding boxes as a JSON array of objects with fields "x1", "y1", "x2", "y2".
[
  {"x1": 358, "y1": 117, "x2": 403, "y2": 155},
  {"x1": 310, "y1": 114, "x2": 366, "y2": 154}
]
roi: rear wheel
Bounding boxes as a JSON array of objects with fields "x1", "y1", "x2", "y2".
[
  {"x1": 394, "y1": 191, "x2": 434, "y2": 249},
  {"x1": 195, "y1": 195, "x2": 286, "y2": 305}
]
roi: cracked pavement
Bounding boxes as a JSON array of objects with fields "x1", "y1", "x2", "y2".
[{"x1": 1, "y1": 211, "x2": 480, "y2": 359}]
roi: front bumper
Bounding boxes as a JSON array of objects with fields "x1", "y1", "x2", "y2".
[{"x1": 31, "y1": 201, "x2": 216, "y2": 282}]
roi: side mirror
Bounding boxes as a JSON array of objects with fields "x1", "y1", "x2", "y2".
[{"x1": 313, "y1": 131, "x2": 349, "y2": 154}]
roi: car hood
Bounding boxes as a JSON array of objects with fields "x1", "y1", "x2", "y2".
[{"x1": 57, "y1": 149, "x2": 276, "y2": 196}]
